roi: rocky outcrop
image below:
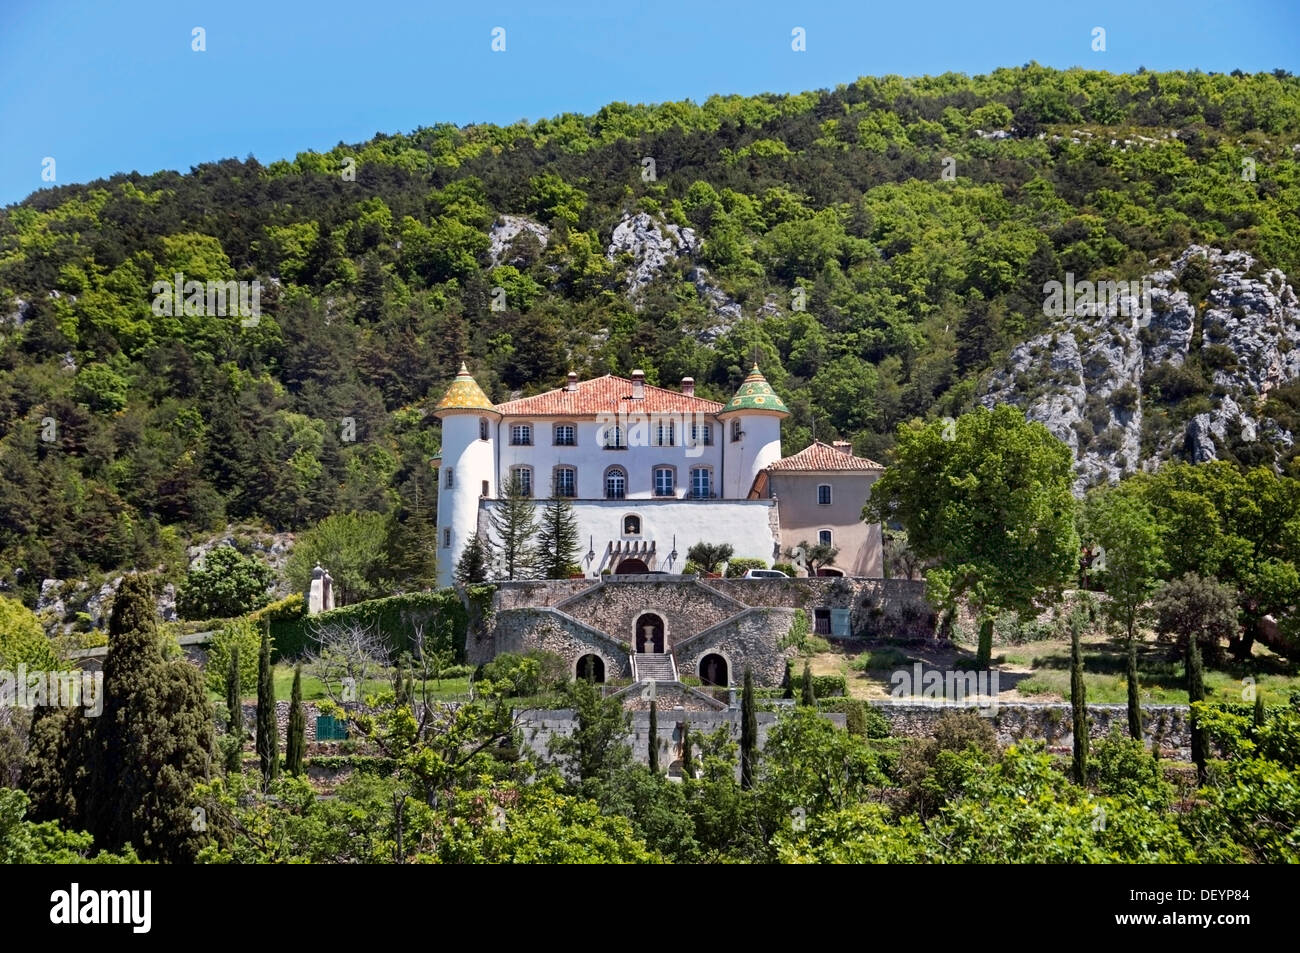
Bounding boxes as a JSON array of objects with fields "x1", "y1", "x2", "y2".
[
  {"x1": 607, "y1": 212, "x2": 698, "y2": 291},
  {"x1": 981, "y1": 246, "x2": 1300, "y2": 493},
  {"x1": 487, "y1": 215, "x2": 550, "y2": 267}
]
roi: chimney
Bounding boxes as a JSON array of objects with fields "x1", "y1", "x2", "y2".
[
  {"x1": 832, "y1": 440, "x2": 853, "y2": 455},
  {"x1": 565, "y1": 371, "x2": 578, "y2": 392},
  {"x1": 631, "y1": 369, "x2": 645, "y2": 400},
  {"x1": 680, "y1": 376, "x2": 695, "y2": 397}
]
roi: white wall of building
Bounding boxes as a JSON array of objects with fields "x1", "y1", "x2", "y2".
[
  {"x1": 435, "y1": 412, "x2": 497, "y2": 587},
  {"x1": 495, "y1": 415, "x2": 727, "y2": 500},
  {"x1": 720, "y1": 413, "x2": 783, "y2": 499},
  {"x1": 478, "y1": 498, "x2": 779, "y2": 576}
]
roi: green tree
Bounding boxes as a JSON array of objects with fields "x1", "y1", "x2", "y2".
[
  {"x1": 864, "y1": 406, "x2": 1079, "y2": 667},
  {"x1": 225, "y1": 644, "x2": 243, "y2": 774},
  {"x1": 1082, "y1": 488, "x2": 1165, "y2": 739},
  {"x1": 176, "y1": 545, "x2": 274, "y2": 620},
  {"x1": 1070, "y1": 614, "x2": 1088, "y2": 783},
  {"x1": 256, "y1": 622, "x2": 279, "y2": 787},
  {"x1": 455, "y1": 532, "x2": 492, "y2": 585},
  {"x1": 206, "y1": 617, "x2": 261, "y2": 695},
  {"x1": 536, "y1": 494, "x2": 581, "y2": 579},
  {"x1": 0, "y1": 788, "x2": 138, "y2": 864},
  {"x1": 286, "y1": 512, "x2": 394, "y2": 606},
  {"x1": 687, "y1": 542, "x2": 733, "y2": 575},
  {"x1": 1187, "y1": 623, "x2": 1207, "y2": 782},
  {"x1": 800, "y1": 660, "x2": 816, "y2": 707},
  {"x1": 787, "y1": 540, "x2": 839, "y2": 576},
  {"x1": 0, "y1": 597, "x2": 59, "y2": 670},
  {"x1": 286, "y1": 665, "x2": 305, "y2": 777},
  {"x1": 648, "y1": 700, "x2": 659, "y2": 774},
  {"x1": 489, "y1": 473, "x2": 541, "y2": 581},
  {"x1": 1151, "y1": 572, "x2": 1239, "y2": 661},
  {"x1": 548, "y1": 677, "x2": 631, "y2": 784},
  {"x1": 740, "y1": 668, "x2": 757, "y2": 790}
]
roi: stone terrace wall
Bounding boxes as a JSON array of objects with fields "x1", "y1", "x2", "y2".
[
  {"x1": 872, "y1": 701, "x2": 1193, "y2": 759},
  {"x1": 518, "y1": 707, "x2": 845, "y2": 775},
  {"x1": 494, "y1": 579, "x2": 597, "y2": 610},
  {"x1": 707, "y1": 577, "x2": 935, "y2": 640},
  {"x1": 674, "y1": 607, "x2": 798, "y2": 686},
  {"x1": 480, "y1": 606, "x2": 632, "y2": 677},
  {"x1": 555, "y1": 578, "x2": 743, "y2": 648}
]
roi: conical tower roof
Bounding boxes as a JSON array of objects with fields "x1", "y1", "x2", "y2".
[
  {"x1": 719, "y1": 364, "x2": 789, "y2": 417},
  {"x1": 433, "y1": 363, "x2": 498, "y2": 417}
]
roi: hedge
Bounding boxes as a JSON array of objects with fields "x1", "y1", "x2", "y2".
[
  {"x1": 725, "y1": 558, "x2": 768, "y2": 578},
  {"x1": 784, "y1": 662, "x2": 846, "y2": 698},
  {"x1": 818, "y1": 698, "x2": 892, "y2": 737},
  {"x1": 266, "y1": 587, "x2": 494, "y2": 663}
]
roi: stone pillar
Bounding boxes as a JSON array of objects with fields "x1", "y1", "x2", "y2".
[
  {"x1": 322, "y1": 570, "x2": 334, "y2": 611},
  {"x1": 308, "y1": 564, "x2": 325, "y2": 615}
]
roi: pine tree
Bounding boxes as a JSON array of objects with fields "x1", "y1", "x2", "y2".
[
  {"x1": 1126, "y1": 636, "x2": 1143, "y2": 741},
  {"x1": 740, "y1": 668, "x2": 757, "y2": 790},
  {"x1": 454, "y1": 532, "x2": 491, "y2": 586},
  {"x1": 536, "y1": 494, "x2": 581, "y2": 579},
  {"x1": 648, "y1": 700, "x2": 659, "y2": 774},
  {"x1": 286, "y1": 664, "x2": 305, "y2": 777},
  {"x1": 488, "y1": 472, "x2": 541, "y2": 580},
  {"x1": 225, "y1": 644, "x2": 243, "y2": 774},
  {"x1": 256, "y1": 621, "x2": 279, "y2": 786},
  {"x1": 1187, "y1": 629, "x2": 1206, "y2": 782},
  {"x1": 681, "y1": 721, "x2": 694, "y2": 781},
  {"x1": 1070, "y1": 614, "x2": 1089, "y2": 784},
  {"x1": 800, "y1": 660, "x2": 816, "y2": 707}
]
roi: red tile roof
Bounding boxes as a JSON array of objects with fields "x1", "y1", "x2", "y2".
[
  {"x1": 768, "y1": 440, "x2": 884, "y2": 472},
  {"x1": 493, "y1": 375, "x2": 724, "y2": 417}
]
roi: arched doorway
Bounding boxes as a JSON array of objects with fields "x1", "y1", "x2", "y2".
[
  {"x1": 576, "y1": 654, "x2": 605, "y2": 683},
  {"x1": 617, "y1": 557, "x2": 649, "y2": 574},
  {"x1": 635, "y1": 613, "x2": 665, "y2": 653},
  {"x1": 815, "y1": 567, "x2": 844, "y2": 577},
  {"x1": 700, "y1": 653, "x2": 729, "y2": 686}
]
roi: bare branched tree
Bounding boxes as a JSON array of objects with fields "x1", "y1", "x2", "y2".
[{"x1": 305, "y1": 616, "x2": 391, "y2": 703}]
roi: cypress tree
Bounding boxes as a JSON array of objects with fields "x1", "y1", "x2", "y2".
[
  {"x1": 1187, "y1": 630, "x2": 1206, "y2": 782},
  {"x1": 225, "y1": 644, "x2": 243, "y2": 774},
  {"x1": 800, "y1": 660, "x2": 816, "y2": 707},
  {"x1": 681, "y1": 721, "x2": 694, "y2": 780},
  {"x1": 1253, "y1": 693, "x2": 1267, "y2": 733},
  {"x1": 256, "y1": 620, "x2": 279, "y2": 786},
  {"x1": 648, "y1": 700, "x2": 659, "y2": 774},
  {"x1": 286, "y1": 664, "x2": 305, "y2": 777},
  {"x1": 26, "y1": 574, "x2": 214, "y2": 862},
  {"x1": 1069, "y1": 615, "x2": 1089, "y2": 784},
  {"x1": 740, "y1": 668, "x2": 757, "y2": 790},
  {"x1": 1126, "y1": 636, "x2": 1143, "y2": 741}
]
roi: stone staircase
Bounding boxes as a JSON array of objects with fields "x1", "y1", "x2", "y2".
[{"x1": 632, "y1": 652, "x2": 677, "y2": 682}]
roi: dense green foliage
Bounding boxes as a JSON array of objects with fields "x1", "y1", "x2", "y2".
[
  {"x1": 176, "y1": 545, "x2": 274, "y2": 620},
  {"x1": 0, "y1": 596, "x2": 59, "y2": 669},
  {"x1": 2, "y1": 67, "x2": 1298, "y2": 601}
]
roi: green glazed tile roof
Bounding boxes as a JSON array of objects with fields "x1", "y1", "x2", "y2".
[
  {"x1": 434, "y1": 363, "x2": 496, "y2": 414},
  {"x1": 722, "y1": 364, "x2": 789, "y2": 415}
]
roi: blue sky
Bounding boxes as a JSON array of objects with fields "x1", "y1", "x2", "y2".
[{"x1": 1, "y1": 0, "x2": 1296, "y2": 208}]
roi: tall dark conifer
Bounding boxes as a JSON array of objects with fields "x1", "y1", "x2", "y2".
[
  {"x1": 225, "y1": 644, "x2": 243, "y2": 773},
  {"x1": 286, "y1": 664, "x2": 306, "y2": 777},
  {"x1": 1187, "y1": 630, "x2": 1207, "y2": 782},
  {"x1": 740, "y1": 668, "x2": 757, "y2": 790},
  {"x1": 256, "y1": 621, "x2": 279, "y2": 786},
  {"x1": 648, "y1": 700, "x2": 659, "y2": 774},
  {"x1": 1070, "y1": 615, "x2": 1089, "y2": 784}
]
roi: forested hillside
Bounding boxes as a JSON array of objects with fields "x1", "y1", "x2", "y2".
[{"x1": 2, "y1": 65, "x2": 1298, "y2": 603}]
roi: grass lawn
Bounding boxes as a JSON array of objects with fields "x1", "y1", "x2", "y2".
[
  {"x1": 812, "y1": 631, "x2": 1300, "y2": 706},
  {"x1": 214, "y1": 666, "x2": 475, "y2": 704}
]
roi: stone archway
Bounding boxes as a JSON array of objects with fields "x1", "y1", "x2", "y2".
[
  {"x1": 616, "y1": 557, "x2": 649, "y2": 574},
  {"x1": 576, "y1": 654, "x2": 605, "y2": 683},
  {"x1": 635, "y1": 613, "x2": 665, "y2": 653},
  {"x1": 700, "y1": 653, "x2": 729, "y2": 686}
]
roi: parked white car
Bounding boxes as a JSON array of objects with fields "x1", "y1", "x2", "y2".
[{"x1": 743, "y1": 568, "x2": 788, "y2": 578}]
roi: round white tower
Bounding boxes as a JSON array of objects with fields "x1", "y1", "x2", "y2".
[
  {"x1": 718, "y1": 364, "x2": 790, "y2": 499},
  {"x1": 433, "y1": 363, "x2": 499, "y2": 588}
]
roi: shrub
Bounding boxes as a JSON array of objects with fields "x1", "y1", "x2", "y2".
[
  {"x1": 725, "y1": 558, "x2": 767, "y2": 578},
  {"x1": 0, "y1": 597, "x2": 59, "y2": 670},
  {"x1": 206, "y1": 618, "x2": 263, "y2": 694},
  {"x1": 176, "y1": 546, "x2": 274, "y2": 621},
  {"x1": 480, "y1": 650, "x2": 566, "y2": 696},
  {"x1": 772, "y1": 563, "x2": 796, "y2": 577}
]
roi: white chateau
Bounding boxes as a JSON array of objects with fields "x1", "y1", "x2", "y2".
[{"x1": 432, "y1": 364, "x2": 885, "y2": 587}]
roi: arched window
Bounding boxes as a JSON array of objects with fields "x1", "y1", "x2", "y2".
[
  {"x1": 605, "y1": 467, "x2": 627, "y2": 500},
  {"x1": 818, "y1": 529, "x2": 833, "y2": 546},
  {"x1": 623, "y1": 514, "x2": 641, "y2": 536},
  {"x1": 700, "y1": 653, "x2": 729, "y2": 687},
  {"x1": 817, "y1": 484, "x2": 832, "y2": 505},
  {"x1": 730, "y1": 420, "x2": 743, "y2": 442},
  {"x1": 509, "y1": 466, "x2": 532, "y2": 498}
]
